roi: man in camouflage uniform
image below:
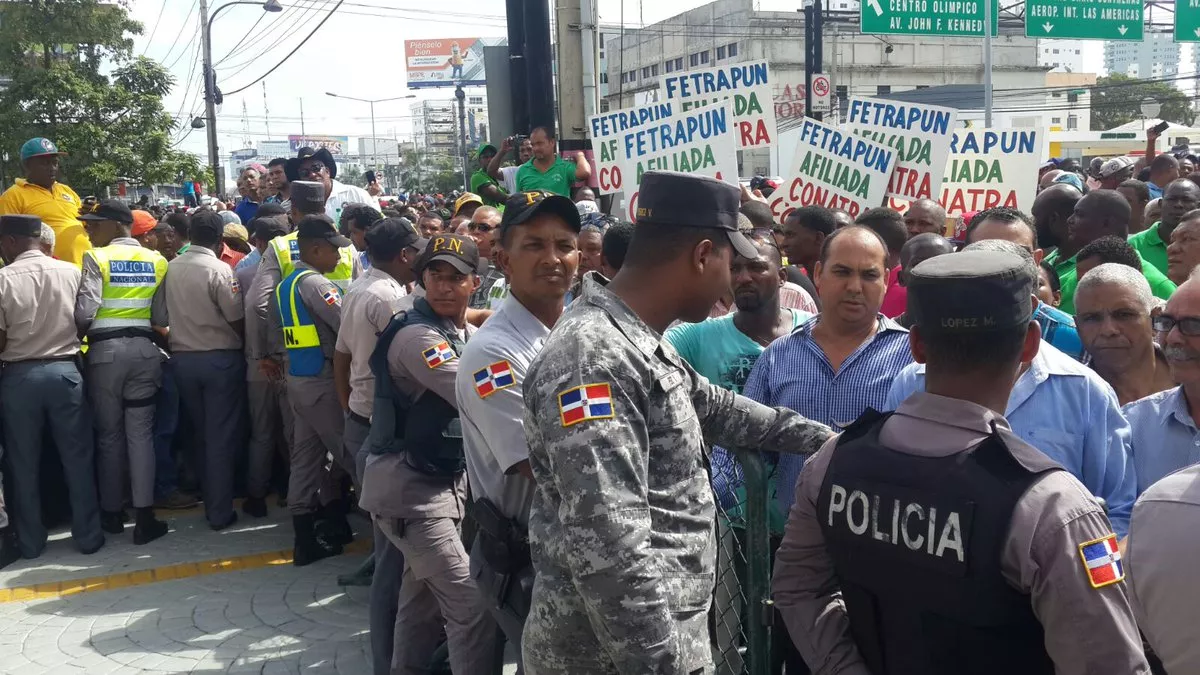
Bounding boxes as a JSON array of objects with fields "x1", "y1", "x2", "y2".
[{"x1": 521, "y1": 171, "x2": 833, "y2": 674}]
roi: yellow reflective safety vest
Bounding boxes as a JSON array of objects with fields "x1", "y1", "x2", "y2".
[
  {"x1": 270, "y1": 231, "x2": 354, "y2": 293},
  {"x1": 275, "y1": 269, "x2": 325, "y2": 377},
  {"x1": 85, "y1": 244, "x2": 168, "y2": 331}
]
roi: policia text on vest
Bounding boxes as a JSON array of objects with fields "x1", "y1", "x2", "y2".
[{"x1": 825, "y1": 482, "x2": 966, "y2": 565}]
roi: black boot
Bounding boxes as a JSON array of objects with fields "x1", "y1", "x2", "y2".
[
  {"x1": 132, "y1": 507, "x2": 168, "y2": 545},
  {"x1": 0, "y1": 529, "x2": 19, "y2": 570},
  {"x1": 315, "y1": 501, "x2": 354, "y2": 546},
  {"x1": 100, "y1": 510, "x2": 126, "y2": 535},
  {"x1": 242, "y1": 496, "x2": 268, "y2": 518},
  {"x1": 293, "y1": 514, "x2": 342, "y2": 567}
]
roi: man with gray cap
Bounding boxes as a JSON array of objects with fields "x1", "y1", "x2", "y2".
[
  {"x1": 520, "y1": 171, "x2": 832, "y2": 674},
  {"x1": 0, "y1": 214, "x2": 104, "y2": 559},
  {"x1": 772, "y1": 249, "x2": 1149, "y2": 675},
  {"x1": 1097, "y1": 156, "x2": 1137, "y2": 190},
  {"x1": 75, "y1": 198, "x2": 170, "y2": 544}
]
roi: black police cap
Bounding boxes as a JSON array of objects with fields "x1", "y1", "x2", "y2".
[
  {"x1": 289, "y1": 181, "x2": 326, "y2": 212},
  {"x1": 499, "y1": 190, "x2": 582, "y2": 235},
  {"x1": 365, "y1": 217, "x2": 427, "y2": 259},
  {"x1": 296, "y1": 214, "x2": 351, "y2": 248},
  {"x1": 907, "y1": 250, "x2": 1035, "y2": 333},
  {"x1": 635, "y1": 171, "x2": 757, "y2": 259},
  {"x1": 0, "y1": 214, "x2": 42, "y2": 238}
]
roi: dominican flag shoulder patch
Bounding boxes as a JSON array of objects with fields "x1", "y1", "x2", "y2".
[
  {"x1": 322, "y1": 288, "x2": 341, "y2": 306},
  {"x1": 558, "y1": 383, "x2": 614, "y2": 427},
  {"x1": 473, "y1": 360, "x2": 515, "y2": 398},
  {"x1": 1078, "y1": 534, "x2": 1124, "y2": 589},
  {"x1": 422, "y1": 342, "x2": 455, "y2": 369}
]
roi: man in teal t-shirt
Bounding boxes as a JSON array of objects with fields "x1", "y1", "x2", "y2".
[
  {"x1": 514, "y1": 126, "x2": 591, "y2": 197},
  {"x1": 665, "y1": 235, "x2": 810, "y2": 534}
]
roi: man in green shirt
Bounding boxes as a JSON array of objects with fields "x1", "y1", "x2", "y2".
[
  {"x1": 469, "y1": 143, "x2": 508, "y2": 207},
  {"x1": 515, "y1": 126, "x2": 591, "y2": 197},
  {"x1": 1045, "y1": 189, "x2": 1175, "y2": 314},
  {"x1": 1128, "y1": 178, "x2": 1200, "y2": 278}
]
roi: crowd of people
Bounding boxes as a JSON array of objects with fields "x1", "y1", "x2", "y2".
[{"x1": 0, "y1": 123, "x2": 1197, "y2": 675}]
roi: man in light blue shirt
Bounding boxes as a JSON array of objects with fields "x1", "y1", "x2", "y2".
[
  {"x1": 742, "y1": 226, "x2": 914, "y2": 514},
  {"x1": 1124, "y1": 275, "x2": 1200, "y2": 494},
  {"x1": 886, "y1": 238, "x2": 1138, "y2": 537}
]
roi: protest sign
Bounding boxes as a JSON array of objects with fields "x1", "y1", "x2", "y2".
[
  {"x1": 846, "y1": 97, "x2": 958, "y2": 203},
  {"x1": 769, "y1": 117, "x2": 896, "y2": 222},
  {"x1": 588, "y1": 102, "x2": 676, "y2": 195},
  {"x1": 662, "y1": 60, "x2": 777, "y2": 149},
  {"x1": 937, "y1": 128, "x2": 1043, "y2": 216},
  {"x1": 617, "y1": 100, "x2": 740, "y2": 220}
]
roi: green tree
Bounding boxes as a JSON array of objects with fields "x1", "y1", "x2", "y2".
[
  {"x1": 1091, "y1": 73, "x2": 1196, "y2": 131},
  {"x1": 340, "y1": 165, "x2": 364, "y2": 187},
  {"x1": 0, "y1": 0, "x2": 205, "y2": 196}
]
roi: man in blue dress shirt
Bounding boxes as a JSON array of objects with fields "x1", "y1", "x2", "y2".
[
  {"x1": 1124, "y1": 273, "x2": 1200, "y2": 494},
  {"x1": 886, "y1": 238, "x2": 1138, "y2": 537},
  {"x1": 743, "y1": 225, "x2": 914, "y2": 514}
]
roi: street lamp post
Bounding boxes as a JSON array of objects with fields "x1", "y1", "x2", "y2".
[
  {"x1": 202, "y1": 0, "x2": 283, "y2": 198},
  {"x1": 325, "y1": 92, "x2": 416, "y2": 172}
]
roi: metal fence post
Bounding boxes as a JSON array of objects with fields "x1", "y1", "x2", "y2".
[{"x1": 738, "y1": 449, "x2": 773, "y2": 675}]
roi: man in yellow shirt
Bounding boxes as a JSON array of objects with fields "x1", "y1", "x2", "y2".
[{"x1": 0, "y1": 138, "x2": 90, "y2": 266}]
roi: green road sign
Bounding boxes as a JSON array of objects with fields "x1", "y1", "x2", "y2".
[
  {"x1": 1024, "y1": 0, "x2": 1143, "y2": 40},
  {"x1": 1177, "y1": 0, "x2": 1200, "y2": 41},
  {"x1": 860, "y1": 0, "x2": 999, "y2": 36}
]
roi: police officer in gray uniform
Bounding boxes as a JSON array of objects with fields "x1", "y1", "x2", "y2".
[
  {"x1": 333, "y1": 217, "x2": 425, "y2": 672},
  {"x1": 0, "y1": 214, "x2": 104, "y2": 559},
  {"x1": 75, "y1": 198, "x2": 170, "y2": 544},
  {"x1": 359, "y1": 233, "x2": 496, "y2": 675},
  {"x1": 238, "y1": 211, "x2": 292, "y2": 518},
  {"x1": 772, "y1": 249, "x2": 1150, "y2": 675},
  {"x1": 457, "y1": 190, "x2": 582, "y2": 672},
  {"x1": 155, "y1": 208, "x2": 247, "y2": 531},
  {"x1": 520, "y1": 171, "x2": 833, "y2": 675}
]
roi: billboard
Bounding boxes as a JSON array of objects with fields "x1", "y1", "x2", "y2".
[
  {"x1": 257, "y1": 140, "x2": 292, "y2": 158},
  {"x1": 287, "y1": 135, "x2": 349, "y2": 156},
  {"x1": 404, "y1": 37, "x2": 506, "y2": 89}
]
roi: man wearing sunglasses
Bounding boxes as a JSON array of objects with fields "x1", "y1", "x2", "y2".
[
  {"x1": 467, "y1": 206, "x2": 505, "y2": 310},
  {"x1": 1123, "y1": 275, "x2": 1200, "y2": 494},
  {"x1": 283, "y1": 147, "x2": 379, "y2": 222}
]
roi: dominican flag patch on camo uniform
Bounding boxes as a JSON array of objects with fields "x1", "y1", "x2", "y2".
[
  {"x1": 1078, "y1": 534, "x2": 1124, "y2": 588},
  {"x1": 422, "y1": 342, "x2": 455, "y2": 369},
  {"x1": 473, "y1": 360, "x2": 515, "y2": 398},
  {"x1": 558, "y1": 383, "x2": 614, "y2": 427}
]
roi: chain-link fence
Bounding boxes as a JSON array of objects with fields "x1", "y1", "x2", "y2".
[{"x1": 711, "y1": 449, "x2": 774, "y2": 675}]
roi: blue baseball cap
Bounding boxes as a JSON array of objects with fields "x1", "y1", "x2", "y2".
[{"x1": 20, "y1": 137, "x2": 67, "y2": 162}]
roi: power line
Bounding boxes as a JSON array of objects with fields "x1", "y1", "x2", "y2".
[
  {"x1": 213, "y1": 14, "x2": 266, "y2": 67},
  {"x1": 222, "y1": 0, "x2": 346, "y2": 96},
  {"x1": 156, "y1": 0, "x2": 199, "y2": 65},
  {"x1": 216, "y1": 1, "x2": 328, "y2": 75},
  {"x1": 140, "y1": 0, "x2": 168, "y2": 56},
  {"x1": 215, "y1": 0, "x2": 324, "y2": 68}
]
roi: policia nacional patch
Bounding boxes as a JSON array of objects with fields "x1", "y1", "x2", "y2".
[
  {"x1": 423, "y1": 342, "x2": 455, "y2": 369},
  {"x1": 1078, "y1": 534, "x2": 1124, "y2": 589}
]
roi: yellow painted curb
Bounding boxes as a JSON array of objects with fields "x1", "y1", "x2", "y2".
[{"x1": 0, "y1": 539, "x2": 369, "y2": 604}]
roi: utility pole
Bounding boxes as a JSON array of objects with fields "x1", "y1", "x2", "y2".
[
  {"x1": 200, "y1": 0, "x2": 221, "y2": 195},
  {"x1": 984, "y1": 0, "x2": 993, "y2": 126},
  {"x1": 506, "y1": 0, "x2": 529, "y2": 134},
  {"x1": 456, "y1": 85, "x2": 469, "y2": 192},
  {"x1": 555, "y1": 0, "x2": 592, "y2": 169},
  {"x1": 803, "y1": 0, "x2": 824, "y2": 122},
  {"x1": 525, "y1": 0, "x2": 555, "y2": 133},
  {"x1": 262, "y1": 81, "x2": 271, "y2": 140},
  {"x1": 300, "y1": 97, "x2": 306, "y2": 137}
]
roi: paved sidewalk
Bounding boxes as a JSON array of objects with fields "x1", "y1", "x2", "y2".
[{"x1": 0, "y1": 507, "x2": 373, "y2": 674}]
